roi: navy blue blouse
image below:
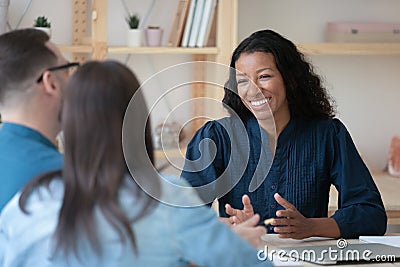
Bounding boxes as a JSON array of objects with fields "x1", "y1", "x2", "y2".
[{"x1": 181, "y1": 117, "x2": 387, "y2": 238}]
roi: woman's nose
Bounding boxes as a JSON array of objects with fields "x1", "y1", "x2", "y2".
[{"x1": 246, "y1": 80, "x2": 263, "y2": 97}]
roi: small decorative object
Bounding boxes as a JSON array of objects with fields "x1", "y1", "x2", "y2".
[
  {"x1": 126, "y1": 13, "x2": 141, "y2": 47},
  {"x1": 388, "y1": 136, "x2": 400, "y2": 177},
  {"x1": 33, "y1": 16, "x2": 51, "y2": 37},
  {"x1": 145, "y1": 25, "x2": 163, "y2": 46}
]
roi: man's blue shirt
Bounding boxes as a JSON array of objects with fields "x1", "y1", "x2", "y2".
[{"x1": 0, "y1": 123, "x2": 62, "y2": 211}]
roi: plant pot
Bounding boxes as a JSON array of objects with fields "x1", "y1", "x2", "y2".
[
  {"x1": 34, "y1": 27, "x2": 51, "y2": 37},
  {"x1": 127, "y1": 29, "x2": 141, "y2": 47},
  {"x1": 145, "y1": 28, "x2": 163, "y2": 46}
]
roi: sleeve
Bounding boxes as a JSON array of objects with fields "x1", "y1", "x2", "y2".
[
  {"x1": 0, "y1": 198, "x2": 14, "y2": 266},
  {"x1": 170, "y1": 180, "x2": 271, "y2": 267},
  {"x1": 181, "y1": 121, "x2": 229, "y2": 204},
  {"x1": 0, "y1": 228, "x2": 5, "y2": 266},
  {"x1": 329, "y1": 119, "x2": 387, "y2": 238}
]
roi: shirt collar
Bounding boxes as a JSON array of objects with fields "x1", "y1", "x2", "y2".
[{"x1": 0, "y1": 122, "x2": 58, "y2": 150}]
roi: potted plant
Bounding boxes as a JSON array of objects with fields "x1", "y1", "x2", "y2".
[
  {"x1": 33, "y1": 16, "x2": 51, "y2": 37},
  {"x1": 126, "y1": 14, "x2": 141, "y2": 47},
  {"x1": 145, "y1": 25, "x2": 163, "y2": 46}
]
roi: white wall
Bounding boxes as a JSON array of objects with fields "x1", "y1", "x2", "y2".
[
  {"x1": 8, "y1": 0, "x2": 72, "y2": 43},
  {"x1": 238, "y1": 0, "x2": 400, "y2": 171},
  {"x1": 7, "y1": 0, "x2": 400, "y2": 171}
]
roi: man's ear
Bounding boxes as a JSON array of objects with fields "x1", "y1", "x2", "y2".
[{"x1": 41, "y1": 71, "x2": 59, "y2": 95}]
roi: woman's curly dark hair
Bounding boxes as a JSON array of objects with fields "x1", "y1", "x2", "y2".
[{"x1": 223, "y1": 29, "x2": 336, "y2": 121}]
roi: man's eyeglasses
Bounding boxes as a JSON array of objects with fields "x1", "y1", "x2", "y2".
[{"x1": 36, "y1": 62, "x2": 80, "y2": 83}]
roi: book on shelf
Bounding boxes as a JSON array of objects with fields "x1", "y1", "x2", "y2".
[
  {"x1": 204, "y1": 2, "x2": 217, "y2": 47},
  {"x1": 167, "y1": 0, "x2": 191, "y2": 47},
  {"x1": 196, "y1": 0, "x2": 217, "y2": 47},
  {"x1": 187, "y1": 0, "x2": 205, "y2": 47},
  {"x1": 180, "y1": 0, "x2": 197, "y2": 47}
]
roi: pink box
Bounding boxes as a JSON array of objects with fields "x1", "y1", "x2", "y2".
[{"x1": 326, "y1": 22, "x2": 400, "y2": 42}]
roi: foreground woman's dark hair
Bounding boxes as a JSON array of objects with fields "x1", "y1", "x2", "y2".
[{"x1": 19, "y1": 60, "x2": 158, "y2": 256}]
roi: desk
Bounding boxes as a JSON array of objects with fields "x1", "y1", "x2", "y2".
[
  {"x1": 328, "y1": 172, "x2": 400, "y2": 220},
  {"x1": 260, "y1": 234, "x2": 400, "y2": 267}
]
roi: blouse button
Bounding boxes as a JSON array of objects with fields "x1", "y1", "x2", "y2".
[
  {"x1": 271, "y1": 184, "x2": 276, "y2": 190},
  {"x1": 270, "y1": 203, "x2": 276, "y2": 209}
]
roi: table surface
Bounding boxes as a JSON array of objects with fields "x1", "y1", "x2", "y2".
[{"x1": 260, "y1": 234, "x2": 400, "y2": 267}]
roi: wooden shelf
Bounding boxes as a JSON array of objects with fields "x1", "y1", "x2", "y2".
[
  {"x1": 108, "y1": 46, "x2": 219, "y2": 55},
  {"x1": 59, "y1": 43, "x2": 400, "y2": 56},
  {"x1": 57, "y1": 43, "x2": 400, "y2": 57},
  {"x1": 58, "y1": 44, "x2": 400, "y2": 57},
  {"x1": 58, "y1": 45, "x2": 92, "y2": 53},
  {"x1": 297, "y1": 43, "x2": 400, "y2": 55}
]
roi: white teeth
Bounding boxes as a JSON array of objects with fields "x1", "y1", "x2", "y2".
[{"x1": 250, "y1": 99, "x2": 267, "y2": 106}]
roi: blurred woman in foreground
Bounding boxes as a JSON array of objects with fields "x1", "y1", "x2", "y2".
[{"x1": 0, "y1": 60, "x2": 270, "y2": 267}]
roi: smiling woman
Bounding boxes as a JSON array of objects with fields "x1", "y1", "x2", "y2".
[
  {"x1": 235, "y1": 52, "x2": 289, "y2": 134},
  {"x1": 181, "y1": 29, "x2": 387, "y2": 240}
]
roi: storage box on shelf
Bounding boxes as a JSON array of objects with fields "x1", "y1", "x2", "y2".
[
  {"x1": 326, "y1": 22, "x2": 400, "y2": 43},
  {"x1": 297, "y1": 42, "x2": 400, "y2": 55}
]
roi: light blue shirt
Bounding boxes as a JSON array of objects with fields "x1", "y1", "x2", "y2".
[
  {"x1": 0, "y1": 123, "x2": 63, "y2": 211},
  {"x1": 0, "y1": 176, "x2": 271, "y2": 267}
]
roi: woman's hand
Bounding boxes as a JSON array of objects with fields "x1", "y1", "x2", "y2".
[
  {"x1": 271, "y1": 193, "x2": 315, "y2": 239},
  {"x1": 231, "y1": 214, "x2": 266, "y2": 248},
  {"x1": 225, "y1": 194, "x2": 254, "y2": 225},
  {"x1": 272, "y1": 192, "x2": 340, "y2": 239}
]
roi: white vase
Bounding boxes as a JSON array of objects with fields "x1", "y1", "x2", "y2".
[
  {"x1": 127, "y1": 29, "x2": 141, "y2": 47},
  {"x1": 34, "y1": 27, "x2": 51, "y2": 38}
]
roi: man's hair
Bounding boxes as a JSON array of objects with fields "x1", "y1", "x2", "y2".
[{"x1": 0, "y1": 28, "x2": 57, "y2": 103}]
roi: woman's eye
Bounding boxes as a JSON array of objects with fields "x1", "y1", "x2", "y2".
[
  {"x1": 237, "y1": 79, "x2": 248, "y2": 85},
  {"x1": 259, "y1": 74, "x2": 271, "y2": 79}
]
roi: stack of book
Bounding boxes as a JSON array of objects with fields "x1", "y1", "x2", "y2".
[{"x1": 167, "y1": 0, "x2": 217, "y2": 48}]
